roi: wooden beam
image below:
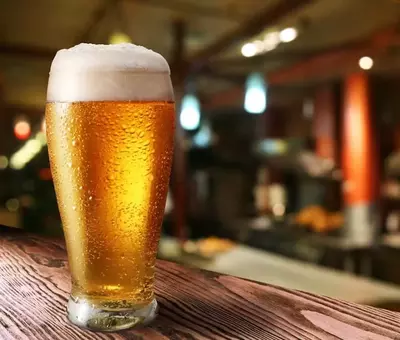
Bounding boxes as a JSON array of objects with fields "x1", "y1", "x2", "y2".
[
  {"x1": 0, "y1": 1, "x2": 313, "y2": 64},
  {"x1": 210, "y1": 51, "x2": 314, "y2": 68},
  {"x1": 188, "y1": 0, "x2": 315, "y2": 69},
  {"x1": 75, "y1": 0, "x2": 116, "y2": 44},
  {"x1": 206, "y1": 23, "x2": 398, "y2": 110},
  {"x1": 269, "y1": 25, "x2": 396, "y2": 84},
  {"x1": 0, "y1": 1, "x2": 116, "y2": 59},
  {"x1": 171, "y1": 20, "x2": 185, "y2": 67},
  {"x1": 200, "y1": 67, "x2": 246, "y2": 85},
  {"x1": 125, "y1": 0, "x2": 243, "y2": 20},
  {"x1": 0, "y1": 44, "x2": 56, "y2": 60},
  {"x1": 208, "y1": 34, "x2": 397, "y2": 69}
]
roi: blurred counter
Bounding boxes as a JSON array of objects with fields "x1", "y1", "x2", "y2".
[{"x1": 159, "y1": 237, "x2": 400, "y2": 306}]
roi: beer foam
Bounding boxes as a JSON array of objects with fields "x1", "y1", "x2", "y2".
[{"x1": 47, "y1": 43, "x2": 174, "y2": 102}]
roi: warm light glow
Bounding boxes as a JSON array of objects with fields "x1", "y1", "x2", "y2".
[
  {"x1": 6, "y1": 198, "x2": 19, "y2": 212},
  {"x1": 36, "y1": 131, "x2": 47, "y2": 146},
  {"x1": 258, "y1": 139, "x2": 287, "y2": 155},
  {"x1": 241, "y1": 43, "x2": 257, "y2": 57},
  {"x1": 279, "y1": 27, "x2": 298, "y2": 43},
  {"x1": 14, "y1": 120, "x2": 31, "y2": 140},
  {"x1": 241, "y1": 28, "x2": 297, "y2": 58},
  {"x1": 109, "y1": 31, "x2": 132, "y2": 44},
  {"x1": 180, "y1": 94, "x2": 201, "y2": 130},
  {"x1": 0, "y1": 155, "x2": 8, "y2": 170},
  {"x1": 254, "y1": 40, "x2": 265, "y2": 53},
  {"x1": 272, "y1": 203, "x2": 285, "y2": 217},
  {"x1": 165, "y1": 191, "x2": 173, "y2": 214},
  {"x1": 10, "y1": 132, "x2": 47, "y2": 170},
  {"x1": 244, "y1": 73, "x2": 267, "y2": 114},
  {"x1": 263, "y1": 31, "x2": 280, "y2": 51},
  {"x1": 359, "y1": 56, "x2": 373, "y2": 70},
  {"x1": 41, "y1": 117, "x2": 46, "y2": 134}
]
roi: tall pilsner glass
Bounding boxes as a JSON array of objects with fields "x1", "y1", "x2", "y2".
[{"x1": 45, "y1": 43, "x2": 175, "y2": 331}]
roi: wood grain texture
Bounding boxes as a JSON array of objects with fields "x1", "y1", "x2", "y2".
[{"x1": 1, "y1": 227, "x2": 400, "y2": 339}]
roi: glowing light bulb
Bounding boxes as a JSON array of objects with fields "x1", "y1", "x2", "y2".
[
  {"x1": 359, "y1": 56, "x2": 373, "y2": 70},
  {"x1": 241, "y1": 43, "x2": 257, "y2": 57},
  {"x1": 279, "y1": 27, "x2": 298, "y2": 43},
  {"x1": 263, "y1": 32, "x2": 280, "y2": 51},
  {"x1": 14, "y1": 120, "x2": 31, "y2": 140},
  {"x1": 109, "y1": 32, "x2": 132, "y2": 44},
  {"x1": 244, "y1": 73, "x2": 267, "y2": 114},
  {"x1": 180, "y1": 94, "x2": 201, "y2": 130},
  {"x1": 10, "y1": 132, "x2": 47, "y2": 170}
]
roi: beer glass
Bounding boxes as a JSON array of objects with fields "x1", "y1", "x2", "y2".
[{"x1": 45, "y1": 43, "x2": 175, "y2": 331}]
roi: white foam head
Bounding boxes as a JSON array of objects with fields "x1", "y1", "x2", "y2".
[{"x1": 47, "y1": 43, "x2": 174, "y2": 102}]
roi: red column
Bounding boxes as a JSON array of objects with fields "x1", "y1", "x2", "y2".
[{"x1": 342, "y1": 72, "x2": 379, "y2": 247}]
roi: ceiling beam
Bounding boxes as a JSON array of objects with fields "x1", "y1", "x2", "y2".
[
  {"x1": 200, "y1": 67, "x2": 246, "y2": 85},
  {"x1": 187, "y1": 0, "x2": 315, "y2": 70},
  {"x1": 0, "y1": 44, "x2": 56, "y2": 60},
  {"x1": 205, "y1": 23, "x2": 399, "y2": 110},
  {"x1": 75, "y1": 0, "x2": 116, "y2": 44},
  {"x1": 269, "y1": 24, "x2": 397, "y2": 84},
  {"x1": 210, "y1": 51, "x2": 314, "y2": 69},
  {"x1": 208, "y1": 37, "x2": 394, "y2": 69},
  {"x1": 125, "y1": 0, "x2": 243, "y2": 21},
  {"x1": 0, "y1": 0, "x2": 313, "y2": 64}
]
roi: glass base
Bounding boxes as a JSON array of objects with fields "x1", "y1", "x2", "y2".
[{"x1": 67, "y1": 296, "x2": 158, "y2": 332}]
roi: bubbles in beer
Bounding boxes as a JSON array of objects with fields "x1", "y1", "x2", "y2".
[
  {"x1": 45, "y1": 43, "x2": 175, "y2": 312},
  {"x1": 46, "y1": 101, "x2": 175, "y2": 306}
]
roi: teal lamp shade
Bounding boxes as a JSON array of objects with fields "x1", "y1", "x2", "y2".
[
  {"x1": 244, "y1": 73, "x2": 267, "y2": 114},
  {"x1": 180, "y1": 94, "x2": 201, "y2": 130}
]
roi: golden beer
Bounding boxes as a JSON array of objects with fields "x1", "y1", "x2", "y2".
[{"x1": 46, "y1": 43, "x2": 175, "y2": 331}]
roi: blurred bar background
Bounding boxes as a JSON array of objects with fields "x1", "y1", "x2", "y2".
[{"x1": 3, "y1": 0, "x2": 400, "y2": 307}]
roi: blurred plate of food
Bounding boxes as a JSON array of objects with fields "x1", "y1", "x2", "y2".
[{"x1": 182, "y1": 237, "x2": 236, "y2": 260}]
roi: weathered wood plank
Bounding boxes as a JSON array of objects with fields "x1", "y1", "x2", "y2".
[{"x1": 0, "y1": 227, "x2": 400, "y2": 339}]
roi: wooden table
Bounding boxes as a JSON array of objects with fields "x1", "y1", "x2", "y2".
[{"x1": 1, "y1": 227, "x2": 400, "y2": 339}]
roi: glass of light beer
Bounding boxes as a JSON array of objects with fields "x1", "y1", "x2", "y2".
[{"x1": 45, "y1": 43, "x2": 175, "y2": 331}]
